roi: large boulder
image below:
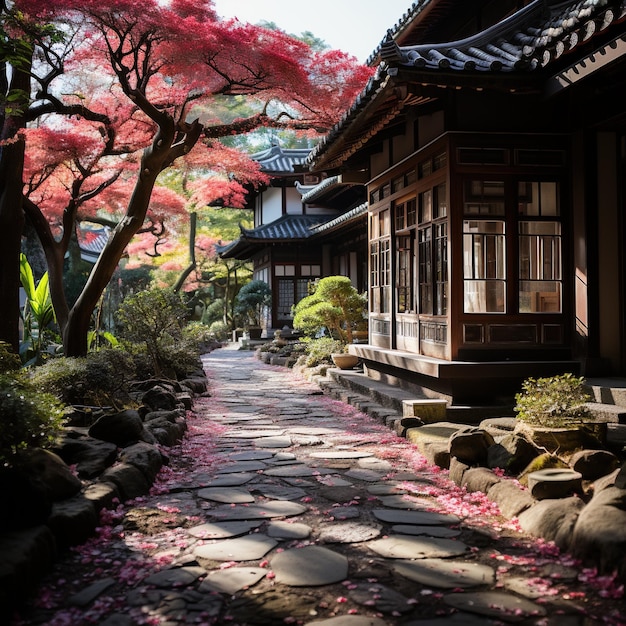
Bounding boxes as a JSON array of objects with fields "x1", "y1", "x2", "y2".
[
  {"x1": 141, "y1": 386, "x2": 179, "y2": 412},
  {"x1": 144, "y1": 416, "x2": 187, "y2": 446},
  {"x1": 518, "y1": 497, "x2": 584, "y2": 550},
  {"x1": 100, "y1": 462, "x2": 150, "y2": 501},
  {"x1": 18, "y1": 448, "x2": 82, "y2": 501},
  {"x1": 448, "y1": 427, "x2": 495, "y2": 465},
  {"x1": 487, "y1": 433, "x2": 540, "y2": 474},
  {"x1": 486, "y1": 480, "x2": 535, "y2": 518},
  {"x1": 571, "y1": 486, "x2": 626, "y2": 577},
  {"x1": 461, "y1": 467, "x2": 501, "y2": 494},
  {"x1": 88, "y1": 410, "x2": 144, "y2": 446},
  {"x1": 56, "y1": 436, "x2": 118, "y2": 478},
  {"x1": 119, "y1": 442, "x2": 164, "y2": 484},
  {"x1": 47, "y1": 495, "x2": 98, "y2": 548}
]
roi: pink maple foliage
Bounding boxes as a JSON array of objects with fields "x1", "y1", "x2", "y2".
[{"x1": 1, "y1": 0, "x2": 374, "y2": 355}]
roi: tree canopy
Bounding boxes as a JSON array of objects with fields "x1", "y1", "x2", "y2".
[{"x1": 0, "y1": 0, "x2": 373, "y2": 356}]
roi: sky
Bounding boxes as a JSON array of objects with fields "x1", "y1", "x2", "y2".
[{"x1": 212, "y1": 0, "x2": 414, "y2": 63}]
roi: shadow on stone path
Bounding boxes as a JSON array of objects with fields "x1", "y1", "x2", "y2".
[{"x1": 12, "y1": 347, "x2": 626, "y2": 625}]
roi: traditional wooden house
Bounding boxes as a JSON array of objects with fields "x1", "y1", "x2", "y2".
[
  {"x1": 219, "y1": 141, "x2": 366, "y2": 331},
  {"x1": 308, "y1": 0, "x2": 626, "y2": 403}
]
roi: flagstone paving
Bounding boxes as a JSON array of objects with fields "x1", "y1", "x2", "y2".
[{"x1": 13, "y1": 347, "x2": 626, "y2": 625}]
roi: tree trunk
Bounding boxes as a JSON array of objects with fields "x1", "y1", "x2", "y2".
[
  {"x1": 0, "y1": 54, "x2": 31, "y2": 353},
  {"x1": 173, "y1": 211, "x2": 196, "y2": 293},
  {"x1": 63, "y1": 117, "x2": 194, "y2": 356}
]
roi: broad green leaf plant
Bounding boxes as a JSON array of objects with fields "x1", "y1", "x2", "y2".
[{"x1": 19, "y1": 253, "x2": 56, "y2": 365}]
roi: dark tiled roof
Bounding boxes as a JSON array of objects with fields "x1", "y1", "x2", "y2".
[
  {"x1": 239, "y1": 214, "x2": 327, "y2": 240},
  {"x1": 249, "y1": 143, "x2": 312, "y2": 174},
  {"x1": 310, "y1": 202, "x2": 368, "y2": 235},
  {"x1": 218, "y1": 214, "x2": 330, "y2": 259},
  {"x1": 379, "y1": 0, "x2": 626, "y2": 73},
  {"x1": 309, "y1": 0, "x2": 626, "y2": 170}
]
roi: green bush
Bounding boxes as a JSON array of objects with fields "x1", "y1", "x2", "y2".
[
  {"x1": 30, "y1": 349, "x2": 135, "y2": 407},
  {"x1": 293, "y1": 276, "x2": 366, "y2": 344},
  {"x1": 207, "y1": 320, "x2": 229, "y2": 341},
  {"x1": 0, "y1": 341, "x2": 22, "y2": 374},
  {"x1": 234, "y1": 280, "x2": 271, "y2": 327},
  {"x1": 0, "y1": 374, "x2": 67, "y2": 466},
  {"x1": 116, "y1": 288, "x2": 188, "y2": 377},
  {"x1": 515, "y1": 373, "x2": 591, "y2": 428},
  {"x1": 296, "y1": 337, "x2": 346, "y2": 368}
]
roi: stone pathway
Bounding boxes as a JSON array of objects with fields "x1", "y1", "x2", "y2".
[{"x1": 13, "y1": 347, "x2": 626, "y2": 625}]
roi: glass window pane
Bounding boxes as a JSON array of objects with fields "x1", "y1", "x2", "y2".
[
  {"x1": 419, "y1": 190, "x2": 432, "y2": 223},
  {"x1": 464, "y1": 180, "x2": 505, "y2": 215},
  {"x1": 464, "y1": 280, "x2": 505, "y2": 313},
  {"x1": 434, "y1": 183, "x2": 447, "y2": 218},
  {"x1": 519, "y1": 281, "x2": 561, "y2": 313},
  {"x1": 518, "y1": 181, "x2": 559, "y2": 216}
]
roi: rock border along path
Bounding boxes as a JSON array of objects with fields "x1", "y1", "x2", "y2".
[{"x1": 12, "y1": 347, "x2": 626, "y2": 625}]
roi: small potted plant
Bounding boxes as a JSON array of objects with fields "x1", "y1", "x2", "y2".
[
  {"x1": 292, "y1": 276, "x2": 366, "y2": 369},
  {"x1": 513, "y1": 373, "x2": 604, "y2": 451}
]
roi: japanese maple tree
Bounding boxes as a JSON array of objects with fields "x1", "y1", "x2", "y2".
[{"x1": 0, "y1": 0, "x2": 372, "y2": 356}]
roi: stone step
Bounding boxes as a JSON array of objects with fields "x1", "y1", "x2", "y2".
[
  {"x1": 328, "y1": 368, "x2": 512, "y2": 425},
  {"x1": 584, "y1": 378, "x2": 626, "y2": 409},
  {"x1": 586, "y1": 402, "x2": 626, "y2": 424}
]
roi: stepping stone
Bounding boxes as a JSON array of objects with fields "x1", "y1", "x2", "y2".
[
  {"x1": 201, "y1": 473, "x2": 256, "y2": 487},
  {"x1": 368, "y1": 535, "x2": 469, "y2": 559},
  {"x1": 372, "y1": 508, "x2": 460, "y2": 526},
  {"x1": 392, "y1": 559, "x2": 495, "y2": 588},
  {"x1": 197, "y1": 487, "x2": 255, "y2": 504},
  {"x1": 357, "y1": 457, "x2": 393, "y2": 471},
  {"x1": 316, "y1": 476, "x2": 353, "y2": 487},
  {"x1": 271, "y1": 546, "x2": 348, "y2": 586},
  {"x1": 272, "y1": 452, "x2": 297, "y2": 461},
  {"x1": 378, "y1": 495, "x2": 433, "y2": 510},
  {"x1": 402, "y1": 615, "x2": 497, "y2": 626},
  {"x1": 68, "y1": 577, "x2": 116, "y2": 607},
  {"x1": 199, "y1": 567, "x2": 267, "y2": 594},
  {"x1": 348, "y1": 582, "x2": 413, "y2": 614},
  {"x1": 443, "y1": 591, "x2": 546, "y2": 621},
  {"x1": 265, "y1": 465, "x2": 334, "y2": 477},
  {"x1": 326, "y1": 506, "x2": 360, "y2": 520},
  {"x1": 345, "y1": 469, "x2": 383, "y2": 482},
  {"x1": 318, "y1": 485, "x2": 361, "y2": 503},
  {"x1": 194, "y1": 534, "x2": 277, "y2": 562},
  {"x1": 216, "y1": 461, "x2": 267, "y2": 473},
  {"x1": 306, "y1": 617, "x2": 387, "y2": 626},
  {"x1": 143, "y1": 566, "x2": 206, "y2": 588},
  {"x1": 255, "y1": 437, "x2": 293, "y2": 448},
  {"x1": 309, "y1": 450, "x2": 373, "y2": 459},
  {"x1": 187, "y1": 521, "x2": 262, "y2": 539},
  {"x1": 318, "y1": 522, "x2": 381, "y2": 543},
  {"x1": 287, "y1": 427, "x2": 341, "y2": 435},
  {"x1": 391, "y1": 524, "x2": 461, "y2": 538},
  {"x1": 283, "y1": 477, "x2": 317, "y2": 487},
  {"x1": 222, "y1": 430, "x2": 285, "y2": 439},
  {"x1": 267, "y1": 521, "x2": 312, "y2": 539},
  {"x1": 252, "y1": 484, "x2": 307, "y2": 500},
  {"x1": 502, "y1": 575, "x2": 566, "y2": 599},
  {"x1": 230, "y1": 450, "x2": 275, "y2": 461},
  {"x1": 367, "y1": 482, "x2": 407, "y2": 496},
  {"x1": 207, "y1": 500, "x2": 307, "y2": 520}
]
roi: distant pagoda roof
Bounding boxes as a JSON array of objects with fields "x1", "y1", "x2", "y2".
[{"x1": 249, "y1": 142, "x2": 312, "y2": 175}]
